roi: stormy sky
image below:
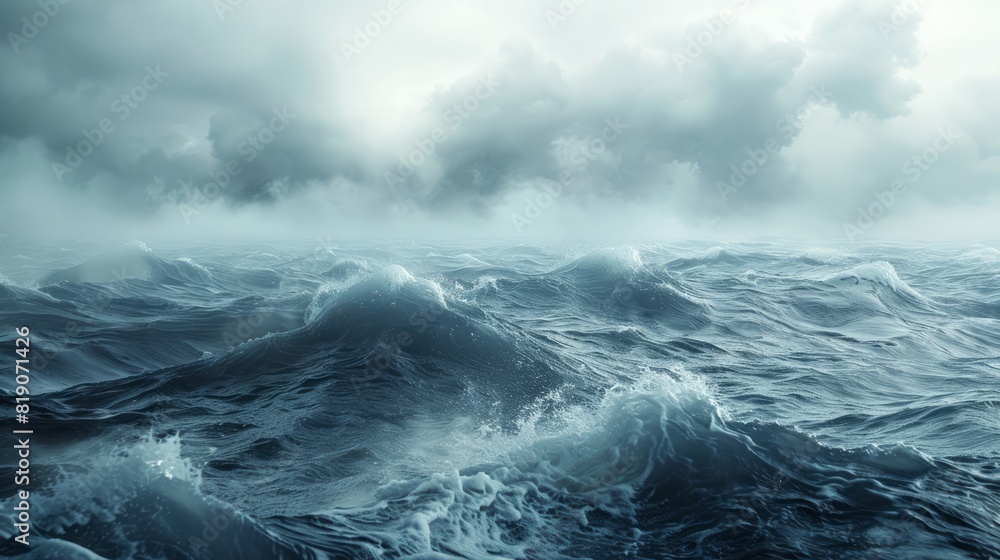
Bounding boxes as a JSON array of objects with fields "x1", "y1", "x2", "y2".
[{"x1": 1, "y1": 0, "x2": 997, "y2": 241}]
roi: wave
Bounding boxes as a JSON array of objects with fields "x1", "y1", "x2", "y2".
[
  {"x1": 959, "y1": 246, "x2": 1000, "y2": 263},
  {"x1": 766, "y1": 262, "x2": 939, "y2": 343},
  {"x1": 821, "y1": 261, "x2": 924, "y2": 299},
  {"x1": 321, "y1": 258, "x2": 372, "y2": 281},
  {"x1": 667, "y1": 246, "x2": 748, "y2": 267},
  {"x1": 284, "y1": 371, "x2": 996, "y2": 559},
  {"x1": 560, "y1": 247, "x2": 644, "y2": 277},
  {"x1": 35, "y1": 372, "x2": 988, "y2": 559},
  {"x1": 0, "y1": 435, "x2": 303, "y2": 559},
  {"x1": 41, "y1": 245, "x2": 214, "y2": 287},
  {"x1": 557, "y1": 248, "x2": 710, "y2": 331},
  {"x1": 4, "y1": 242, "x2": 1000, "y2": 559},
  {"x1": 801, "y1": 247, "x2": 849, "y2": 265},
  {"x1": 301, "y1": 265, "x2": 570, "y2": 415}
]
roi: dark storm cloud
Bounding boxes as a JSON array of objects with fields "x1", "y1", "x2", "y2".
[
  {"x1": 0, "y1": 0, "x2": 363, "y2": 209},
  {"x1": 389, "y1": 3, "x2": 919, "y2": 215},
  {"x1": 0, "y1": 0, "x2": 993, "y2": 240}
]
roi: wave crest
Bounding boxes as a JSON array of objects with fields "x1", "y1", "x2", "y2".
[{"x1": 822, "y1": 262, "x2": 923, "y2": 299}]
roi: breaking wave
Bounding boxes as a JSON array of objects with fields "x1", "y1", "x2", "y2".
[{"x1": 1, "y1": 242, "x2": 998, "y2": 559}]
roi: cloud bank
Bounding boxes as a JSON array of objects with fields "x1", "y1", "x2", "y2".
[{"x1": 1, "y1": 0, "x2": 997, "y2": 241}]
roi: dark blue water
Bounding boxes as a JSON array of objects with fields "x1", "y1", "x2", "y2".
[{"x1": 1, "y1": 241, "x2": 998, "y2": 559}]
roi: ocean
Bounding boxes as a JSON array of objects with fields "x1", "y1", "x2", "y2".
[{"x1": 0, "y1": 240, "x2": 998, "y2": 559}]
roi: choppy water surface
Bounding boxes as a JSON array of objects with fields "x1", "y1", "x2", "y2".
[{"x1": 1, "y1": 241, "x2": 998, "y2": 559}]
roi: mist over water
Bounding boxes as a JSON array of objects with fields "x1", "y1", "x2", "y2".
[{"x1": 1, "y1": 240, "x2": 998, "y2": 559}]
